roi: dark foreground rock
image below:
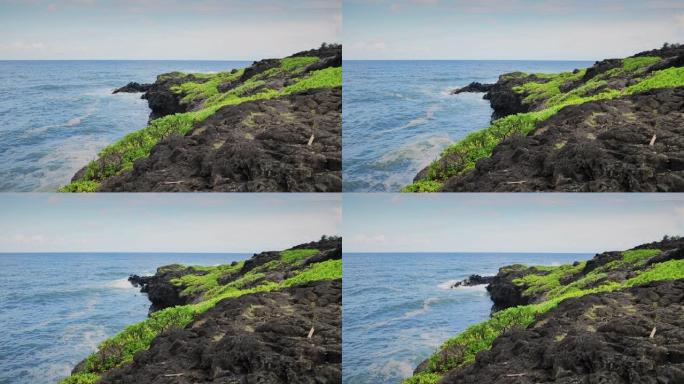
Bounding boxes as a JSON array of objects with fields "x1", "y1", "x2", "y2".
[
  {"x1": 441, "y1": 280, "x2": 684, "y2": 384},
  {"x1": 442, "y1": 88, "x2": 684, "y2": 192},
  {"x1": 100, "y1": 87, "x2": 342, "y2": 192},
  {"x1": 101, "y1": 280, "x2": 342, "y2": 384}
]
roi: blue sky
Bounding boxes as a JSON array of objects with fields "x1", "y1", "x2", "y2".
[
  {"x1": 0, "y1": 0, "x2": 341, "y2": 59},
  {"x1": 0, "y1": 194, "x2": 341, "y2": 252},
  {"x1": 345, "y1": 0, "x2": 684, "y2": 60},
  {"x1": 343, "y1": 194, "x2": 684, "y2": 253}
]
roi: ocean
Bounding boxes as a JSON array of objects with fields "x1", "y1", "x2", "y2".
[
  {"x1": 0, "y1": 60, "x2": 249, "y2": 192},
  {"x1": 342, "y1": 252, "x2": 592, "y2": 384},
  {"x1": 0, "y1": 252, "x2": 248, "y2": 384},
  {"x1": 342, "y1": 60, "x2": 593, "y2": 192}
]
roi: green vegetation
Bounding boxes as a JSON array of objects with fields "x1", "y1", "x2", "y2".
[
  {"x1": 512, "y1": 262, "x2": 586, "y2": 298},
  {"x1": 512, "y1": 69, "x2": 586, "y2": 105},
  {"x1": 60, "y1": 58, "x2": 341, "y2": 192},
  {"x1": 171, "y1": 69, "x2": 245, "y2": 103},
  {"x1": 57, "y1": 180, "x2": 100, "y2": 193},
  {"x1": 59, "y1": 248, "x2": 341, "y2": 383},
  {"x1": 404, "y1": 55, "x2": 683, "y2": 192},
  {"x1": 403, "y1": 246, "x2": 682, "y2": 383},
  {"x1": 401, "y1": 179, "x2": 443, "y2": 192},
  {"x1": 280, "y1": 248, "x2": 320, "y2": 263},
  {"x1": 281, "y1": 56, "x2": 319, "y2": 71},
  {"x1": 59, "y1": 373, "x2": 100, "y2": 384}
]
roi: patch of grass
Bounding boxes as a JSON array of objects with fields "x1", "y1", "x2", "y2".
[
  {"x1": 622, "y1": 56, "x2": 661, "y2": 71},
  {"x1": 401, "y1": 179, "x2": 443, "y2": 192},
  {"x1": 280, "y1": 56, "x2": 319, "y2": 71},
  {"x1": 402, "y1": 372, "x2": 441, "y2": 384},
  {"x1": 171, "y1": 69, "x2": 245, "y2": 103},
  {"x1": 58, "y1": 373, "x2": 100, "y2": 384},
  {"x1": 622, "y1": 249, "x2": 661, "y2": 264},
  {"x1": 513, "y1": 262, "x2": 586, "y2": 298},
  {"x1": 282, "y1": 259, "x2": 342, "y2": 287},
  {"x1": 57, "y1": 180, "x2": 100, "y2": 192},
  {"x1": 625, "y1": 66, "x2": 684, "y2": 94},
  {"x1": 283, "y1": 67, "x2": 342, "y2": 94},
  {"x1": 280, "y1": 248, "x2": 319, "y2": 263},
  {"x1": 512, "y1": 69, "x2": 586, "y2": 105},
  {"x1": 626, "y1": 259, "x2": 684, "y2": 287},
  {"x1": 171, "y1": 262, "x2": 245, "y2": 297}
]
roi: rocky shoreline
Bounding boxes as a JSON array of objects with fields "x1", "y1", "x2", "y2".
[
  {"x1": 61, "y1": 237, "x2": 342, "y2": 384},
  {"x1": 406, "y1": 236, "x2": 684, "y2": 384},
  {"x1": 63, "y1": 44, "x2": 342, "y2": 192},
  {"x1": 406, "y1": 43, "x2": 684, "y2": 192}
]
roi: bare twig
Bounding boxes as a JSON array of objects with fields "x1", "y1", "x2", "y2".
[
  {"x1": 650, "y1": 326, "x2": 657, "y2": 338},
  {"x1": 505, "y1": 181, "x2": 527, "y2": 185},
  {"x1": 307, "y1": 327, "x2": 315, "y2": 339},
  {"x1": 649, "y1": 134, "x2": 657, "y2": 146}
]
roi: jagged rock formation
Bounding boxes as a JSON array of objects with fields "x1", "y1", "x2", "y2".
[
  {"x1": 62, "y1": 237, "x2": 342, "y2": 384},
  {"x1": 407, "y1": 44, "x2": 684, "y2": 192},
  {"x1": 449, "y1": 274, "x2": 494, "y2": 289},
  {"x1": 406, "y1": 237, "x2": 684, "y2": 384},
  {"x1": 63, "y1": 45, "x2": 342, "y2": 192}
]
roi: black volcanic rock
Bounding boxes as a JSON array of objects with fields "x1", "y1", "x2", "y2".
[
  {"x1": 441, "y1": 87, "x2": 684, "y2": 192},
  {"x1": 99, "y1": 87, "x2": 342, "y2": 192},
  {"x1": 451, "y1": 82, "x2": 494, "y2": 95},
  {"x1": 101, "y1": 280, "x2": 341, "y2": 384},
  {"x1": 440, "y1": 280, "x2": 684, "y2": 384},
  {"x1": 449, "y1": 274, "x2": 494, "y2": 288},
  {"x1": 112, "y1": 82, "x2": 151, "y2": 94}
]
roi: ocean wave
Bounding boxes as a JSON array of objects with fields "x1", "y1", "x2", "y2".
[
  {"x1": 402, "y1": 297, "x2": 441, "y2": 319},
  {"x1": 376, "y1": 104, "x2": 441, "y2": 135},
  {"x1": 105, "y1": 278, "x2": 134, "y2": 289},
  {"x1": 369, "y1": 359, "x2": 415, "y2": 380}
]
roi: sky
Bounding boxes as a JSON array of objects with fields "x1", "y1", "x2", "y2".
[
  {"x1": 345, "y1": 0, "x2": 684, "y2": 60},
  {"x1": 0, "y1": 194, "x2": 341, "y2": 252},
  {"x1": 343, "y1": 194, "x2": 684, "y2": 253},
  {"x1": 0, "y1": 0, "x2": 341, "y2": 60}
]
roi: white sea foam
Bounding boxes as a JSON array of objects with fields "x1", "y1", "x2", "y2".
[
  {"x1": 438, "y1": 279, "x2": 460, "y2": 290},
  {"x1": 402, "y1": 297, "x2": 440, "y2": 319},
  {"x1": 378, "y1": 104, "x2": 441, "y2": 134},
  {"x1": 106, "y1": 278, "x2": 134, "y2": 289},
  {"x1": 369, "y1": 359, "x2": 415, "y2": 380}
]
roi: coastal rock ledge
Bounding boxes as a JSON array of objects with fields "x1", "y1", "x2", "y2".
[
  {"x1": 62, "y1": 237, "x2": 342, "y2": 384},
  {"x1": 407, "y1": 43, "x2": 684, "y2": 192},
  {"x1": 407, "y1": 236, "x2": 684, "y2": 384},
  {"x1": 63, "y1": 44, "x2": 342, "y2": 192}
]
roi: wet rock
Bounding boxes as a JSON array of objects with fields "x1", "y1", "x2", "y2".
[
  {"x1": 450, "y1": 274, "x2": 494, "y2": 288},
  {"x1": 451, "y1": 82, "x2": 494, "y2": 94},
  {"x1": 113, "y1": 82, "x2": 151, "y2": 94},
  {"x1": 440, "y1": 280, "x2": 684, "y2": 384}
]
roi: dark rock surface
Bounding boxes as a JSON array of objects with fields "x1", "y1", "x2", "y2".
[
  {"x1": 441, "y1": 87, "x2": 684, "y2": 192},
  {"x1": 129, "y1": 265, "x2": 199, "y2": 312},
  {"x1": 113, "y1": 82, "x2": 151, "y2": 94},
  {"x1": 440, "y1": 280, "x2": 684, "y2": 384},
  {"x1": 100, "y1": 87, "x2": 342, "y2": 192},
  {"x1": 449, "y1": 274, "x2": 494, "y2": 288},
  {"x1": 451, "y1": 82, "x2": 493, "y2": 95},
  {"x1": 101, "y1": 280, "x2": 342, "y2": 384}
]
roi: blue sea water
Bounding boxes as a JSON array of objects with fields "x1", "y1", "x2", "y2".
[
  {"x1": 343, "y1": 252, "x2": 593, "y2": 384},
  {"x1": 342, "y1": 60, "x2": 593, "y2": 191},
  {"x1": 0, "y1": 252, "x2": 248, "y2": 384},
  {"x1": 0, "y1": 60, "x2": 249, "y2": 192}
]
